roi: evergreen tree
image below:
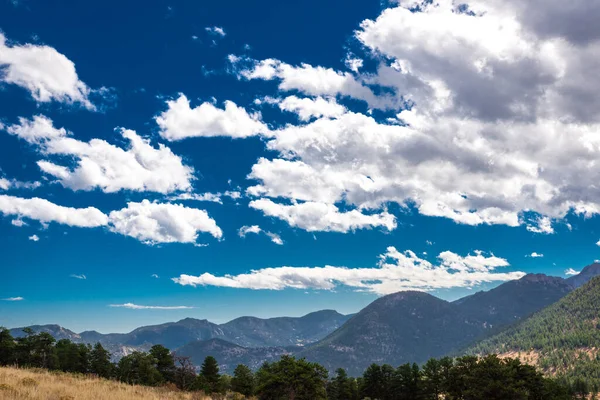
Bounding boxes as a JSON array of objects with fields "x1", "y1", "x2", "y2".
[
  {"x1": 0, "y1": 327, "x2": 15, "y2": 365},
  {"x1": 196, "y1": 355, "x2": 222, "y2": 394},
  {"x1": 231, "y1": 363, "x2": 255, "y2": 397},
  {"x1": 90, "y1": 343, "x2": 113, "y2": 378},
  {"x1": 362, "y1": 363, "x2": 385, "y2": 400},
  {"x1": 149, "y1": 344, "x2": 175, "y2": 383}
]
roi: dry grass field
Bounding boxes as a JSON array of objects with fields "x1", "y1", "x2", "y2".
[{"x1": 0, "y1": 366, "x2": 244, "y2": 400}]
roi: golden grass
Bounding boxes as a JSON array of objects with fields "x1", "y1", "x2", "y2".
[{"x1": 0, "y1": 366, "x2": 242, "y2": 400}]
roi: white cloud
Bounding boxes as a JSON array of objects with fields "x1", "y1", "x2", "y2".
[
  {"x1": 70, "y1": 274, "x2": 86, "y2": 280},
  {"x1": 108, "y1": 200, "x2": 222, "y2": 245},
  {"x1": 526, "y1": 216, "x2": 555, "y2": 235},
  {"x1": 596, "y1": 239, "x2": 600, "y2": 247},
  {"x1": 173, "y1": 246, "x2": 523, "y2": 295},
  {"x1": 156, "y1": 94, "x2": 268, "y2": 140},
  {"x1": 2, "y1": 297, "x2": 24, "y2": 301},
  {"x1": 5, "y1": 115, "x2": 67, "y2": 144},
  {"x1": 274, "y1": 96, "x2": 346, "y2": 121},
  {"x1": 238, "y1": 224, "x2": 284, "y2": 245},
  {"x1": 249, "y1": 198, "x2": 396, "y2": 233},
  {"x1": 109, "y1": 303, "x2": 194, "y2": 310},
  {"x1": 528, "y1": 252, "x2": 544, "y2": 258},
  {"x1": 232, "y1": 56, "x2": 392, "y2": 108},
  {"x1": 4, "y1": 116, "x2": 194, "y2": 194},
  {"x1": 11, "y1": 219, "x2": 26, "y2": 227},
  {"x1": 205, "y1": 26, "x2": 226, "y2": 37},
  {"x1": 151, "y1": 274, "x2": 159, "y2": 278},
  {"x1": 0, "y1": 177, "x2": 41, "y2": 191},
  {"x1": 0, "y1": 33, "x2": 94, "y2": 109},
  {"x1": 0, "y1": 195, "x2": 221, "y2": 245},
  {"x1": 28, "y1": 234, "x2": 39, "y2": 242},
  {"x1": 171, "y1": 190, "x2": 242, "y2": 204},
  {"x1": 221, "y1": 0, "x2": 600, "y2": 233},
  {"x1": 265, "y1": 231, "x2": 284, "y2": 245},
  {"x1": 565, "y1": 268, "x2": 580, "y2": 276},
  {"x1": 238, "y1": 225, "x2": 262, "y2": 236},
  {"x1": 0, "y1": 195, "x2": 108, "y2": 228},
  {"x1": 345, "y1": 55, "x2": 364, "y2": 73}
]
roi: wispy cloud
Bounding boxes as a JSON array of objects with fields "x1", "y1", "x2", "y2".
[
  {"x1": 565, "y1": 268, "x2": 580, "y2": 276},
  {"x1": 238, "y1": 225, "x2": 283, "y2": 245},
  {"x1": 151, "y1": 274, "x2": 159, "y2": 278},
  {"x1": 205, "y1": 26, "x2": 226, "y2": 37},
  {"x1": 70, "y1": 274, "x2": 86, "y2": 280},
  {"x1": 2, "y1": 296, "x2": 24, "y2": 301},
  {"x1": 109, "y1": 303, "x2": 193, "y2": 310}
]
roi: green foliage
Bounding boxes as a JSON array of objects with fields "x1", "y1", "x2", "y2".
[
  {"x1": 90, "y1": 342, "x2": 113, "y2": 378},
  {"x1": 195, "y1": 355, "x2": 222, "y2": 393},
  {"x1": 149, "y1": 344, "x2": 175, "y2": 383},
  {"x1": 327, "y1": 368, "x2": 359, "y2": 400},
  {"x1": 0, "y1": 325, "x2": 579, "y2": 399},
  {"x1": 360, "y1": 355, "x2": 572, "y2": 400},
  {"x1": 0, "y1": 328, "x2": 15, "y2": 365},
  {"x1": 116, "y1": 351, "x2": 163, "y2": 386},
  {"x1": 255, "y1": 355, "x2": 329, "y2": 400},
  {"x1": 55, "y1": 339, "x2": 90, "y2": 373},
  {"x1": 231, "y1": 363, "x2": 255, "y2": 397},
  {"x1": 468, "y1": 276, "x2": 600, "y2": 390}
]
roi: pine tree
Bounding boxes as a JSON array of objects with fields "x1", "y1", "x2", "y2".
[
  {"x1": 90, "y1": 343, "x2": 113, "y2": 378},
  {"x1": 231, "y1": 363, "x2": 255, "y2": 396},
  {"x1": 197, "y1": 355, "x2": 221, "y2": 394}
]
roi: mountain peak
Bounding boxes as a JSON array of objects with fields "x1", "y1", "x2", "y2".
[{"x1": 566, "y1": 262, "x2": 600, "y2": 288}]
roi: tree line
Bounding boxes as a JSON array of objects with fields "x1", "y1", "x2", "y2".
[{"x1": 0, "y1": 327, "x2": 585, "y2": 399}]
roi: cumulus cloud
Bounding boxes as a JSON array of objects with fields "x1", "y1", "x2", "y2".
[
  {"x1": 217, "y1": 0, "x2": 600, "y2": 234},
  {"x1": 4, "y1": 116, "x2": 194, "y2": 194},
  {"x1": 0, "y1": 195, "x2": 221, "y2": 245},
  {"x1": 108, "y1": 200, "x2": 222, "y2": 245},
  {"x1": 2, "y1": 297, "x2": 24, "y2": 301},
  {"x1": 109, "y1": 303, "x2": 194, "y2": 310},
  {"x1": 156, "y1": 94, "x2": 268, "y2": 140},
  {"x1": 0, "y1": 195, "x2": 108, "y2": 228},
  {"x1": 0, "y1": 33, "x2": 94, "y2": 108},
  {"x1": 528, "y1": 252, "x2": 544, "y2": 258},
  {"x1": 70, "y1": 274, "x2": 86, "y2": 280},
  {"x1": 249, "y1": 198, "x2": 396, "y2": 233},
  {"x1": 28, "y1": 234, "x2": 39, "y2": 242},
  {"x1": 173, "y1": 247, "x2": 523, "y2": 295},
  {"x1": 238, "y1": 224, "x2": 284, "y2": 245},
  {"x1": 564, "y1": 268, "x2": 580, "y2": 276}
]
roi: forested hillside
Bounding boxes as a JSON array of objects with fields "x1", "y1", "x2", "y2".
[{"x1": 468, "y1": 276, "x2": 600, "y2": 391}]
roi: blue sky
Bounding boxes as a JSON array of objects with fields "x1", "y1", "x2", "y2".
[{"x1": 1, "y1": 0, "x2": 600, "y2": 333}]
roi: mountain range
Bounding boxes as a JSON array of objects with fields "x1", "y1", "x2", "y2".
[
  {"x1": 9, "y1": 310, "x2": 351, "y2": 359},
  {"x1": 8, "y1": 263, "x2": 600, "y2": 375}
]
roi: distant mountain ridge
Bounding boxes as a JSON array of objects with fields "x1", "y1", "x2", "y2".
[
  {"x1": 9, "y1": 310, "x2": 353, "y2": 357},
  {"x1": 9, "y1": 263, "x2": 600, "y2": 375}
]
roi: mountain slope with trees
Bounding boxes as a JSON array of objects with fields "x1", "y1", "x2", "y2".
[{"x1": 467, "y1": 276, "x2": 600, "y2": 391}]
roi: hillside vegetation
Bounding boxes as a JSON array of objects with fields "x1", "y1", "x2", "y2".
[
  {"x1": 468, "y1": 276, "x2": 600, "y2": 391},
  {"x1": 0, "y1": 366, "x2": 218, "y2": 400}
]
